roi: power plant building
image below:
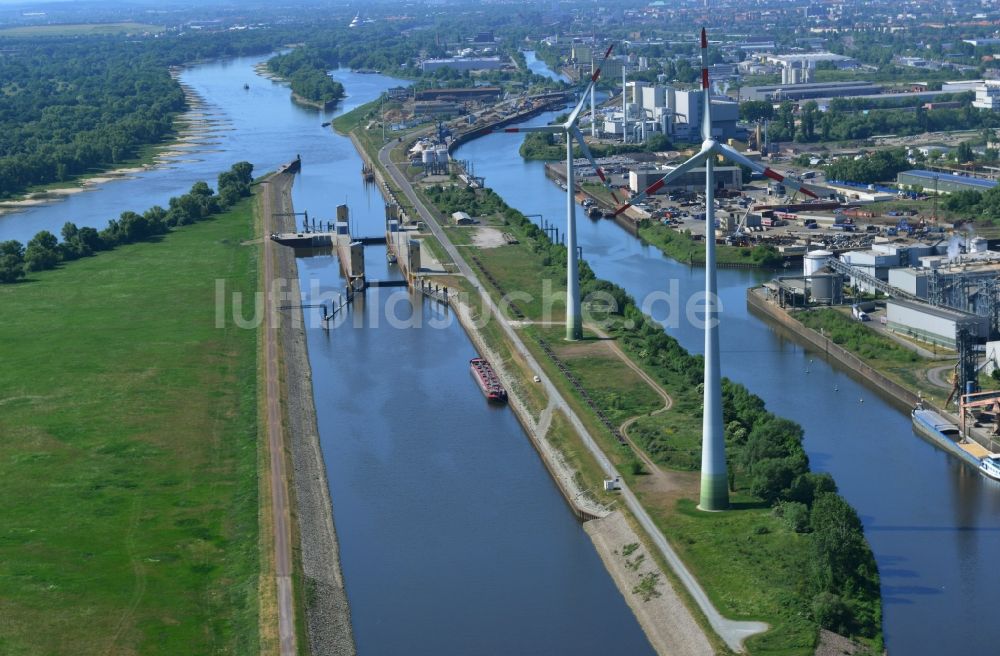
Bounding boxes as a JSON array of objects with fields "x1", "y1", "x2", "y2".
[
  {"x1": 629, "y1": 165, "x2": 741, "y2": 194},
  {"x1": 672, "y1": 90, "x2": 740, "y2": 142}
]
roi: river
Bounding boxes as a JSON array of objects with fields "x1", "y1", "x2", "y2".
[
  {"x1": 6, "y1": 50, "x2": 998, "y2": 655},
  {"x1": 452, "y1": 94, "x2": 1000, "y2": 654}
]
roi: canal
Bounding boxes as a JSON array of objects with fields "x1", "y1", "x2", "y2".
[
  {"x1": 0, "y1": 56, "x2": 655, "y2": 654},
  {"x1": 453, "y1": 98, "x2": 1000, "y2": 654},
  {"x1": 293, "y1": 69, "x2": 656, "y2": 654}
]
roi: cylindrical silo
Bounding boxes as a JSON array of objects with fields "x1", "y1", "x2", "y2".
[{"x1": 804, "y1": 249, "x2": 832, "y2": 277}]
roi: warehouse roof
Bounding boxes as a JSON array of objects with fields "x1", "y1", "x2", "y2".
[
  {"x1": 899, "y1": 170, "x2": 998, "y2": 190},
  {"x1": 887, "y1": 298, "x2": 981, "y2": 324}
]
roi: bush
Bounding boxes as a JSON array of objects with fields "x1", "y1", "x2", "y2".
[
  {"x1": 0, "y1": 240, "x2": 25, "y2": 282},
  {"x1": 812, "y1": 591, "x2": 852, "y2": 633},
  {"x1": 24, "y1": 231, "x2": 61, "y2": 272},
  {"x1": 750, "y1": 455, "x2": 808, "y2": 503},
  {"x1": 774, "y1": 500, "x2": 811, "y2": 533}
]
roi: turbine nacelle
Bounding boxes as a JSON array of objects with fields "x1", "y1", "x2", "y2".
[
  {"x1": 490, "y1": 40, "x2": 619, "y2": 340},
  {"x1": 613, "y1": 30, "x2": 819, "y2": 216}
]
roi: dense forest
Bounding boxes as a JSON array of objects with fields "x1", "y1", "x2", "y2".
[
  {"x1": 0, "y1": 25, "x2": 333, "y2": 199},
  {"x1": 0, "y1": 39, "x2": 184, "y2": 198}
]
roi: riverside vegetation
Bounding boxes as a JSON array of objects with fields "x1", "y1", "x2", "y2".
[
  {"x1": 266, "y1": 48, "x2": 345, "y2": 106},
  {"x1": 0, "y1": 189, "x2": 261, "y2": 653},
  {"x1": 0, "y1": 162, "x2": 254, "y2": 284},
  {"x1": 421, "y1": 179, "x2": 882, "y2": 653}
]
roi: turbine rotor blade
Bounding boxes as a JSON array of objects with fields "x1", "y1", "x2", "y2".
[
  {"x1": 715, "y1": 143, "x2": 819, "y2": 199},
  {"x1": 701, "y1": 28, "x2": 713, "y2": 142},
  {"x1": 570, "y1": 126, "x2": 619, "y2": 204},
  {"x1": 567, "y1": 43, "x2": 615, "y2": 126},
  {"x1": 615, "y1": 148, "x2": 711, "y2": 216}
]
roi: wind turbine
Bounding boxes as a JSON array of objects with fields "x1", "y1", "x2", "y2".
[
  {"x1": 496, "y1": 44, "x2": 620, "y2": 341},
  {"x1": 616, "y1": 28, "x2": 817, "y2": 511}
]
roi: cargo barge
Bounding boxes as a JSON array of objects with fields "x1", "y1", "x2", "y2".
[
  {"x1": 912, "y1": 406, "x2": 993, "y2": 477},
  {"x1": 470, "y1": 357, "x2": 507, "y2": 403}
]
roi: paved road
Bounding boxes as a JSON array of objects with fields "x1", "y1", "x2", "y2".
[
  {"x1": 261, "y1": 176, "x2": 297, "y2": 656},
  {"x1": 377, "y1": 140, "x2": 768, "y2": 652}
]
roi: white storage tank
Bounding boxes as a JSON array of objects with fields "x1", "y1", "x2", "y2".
[
  {"x1": 803, "y1": 249, "x2": 832, "y2": 276},
  {"x1": 421, "y1": 149, "x2": 436, "y2": 165}
]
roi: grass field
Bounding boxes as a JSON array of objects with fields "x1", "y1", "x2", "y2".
[
  {"x1": 792, "y1": 307, "x2": 950, "y2": 405},
  {"x1": 658, "y1": 499, "x2": 818, "y2": 655},
  {"x1": 637, "y1": 221, "x2": 779, "y2": 267},
  {"x1": 0, "y1": 200, "x2": 260, "y2": 654},
  {"x1": 0, "y1": 22, "x2": 165, "y2": 37}
]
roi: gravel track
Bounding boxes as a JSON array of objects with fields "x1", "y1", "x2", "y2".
[{"x1": 269, "y1": 172, "x2": 356, "y2": 656}]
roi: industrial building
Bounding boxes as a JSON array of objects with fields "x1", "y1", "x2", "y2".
[
  {"x1": 451, "y1": 211, "x2": 474, "y2": 225},
  {"x1": 571, "y1": 44, "x2": 591, "y2": 63},
  {"x1": 595, "y1": 56, "x2": 625, "y2": 81},
  {"x1": 764, "y1": 53, "x2": 857, "y2": 69},
  {"x1": 885, "y1": 299, "x2": 988, "y2": 349},
  {"x1": 672, "y1": 90, "x2": 741, "y2": 141},
  {"x1": 762, "y1": 54, "x2": 856, "y2": 86},
  {"x1": 420, "y1": 57, "x2": 504, "y2": 73},
  {"x1": 386, "y1": 86, "x2": 410, "y2": 101},
  {"x1": 414, "y1": 87, "x2": 501, "y2": 102},
  {"x1": 896, "y1": 170, "x2": 999, "y2": 194},
  {"x1": 413, "y1": 101, "x2": 462, "y2": 117},
  {"x1": 629, "y1": 164, "x2": 741, "y2": 194},
  {"x1": 942, "y1": 80, "x2": 983, "y2": 93},
  {"x1": 740, "y1": 81, "x2": 882, "y2": 102},
  {"x1": 603, "y1": 83, "x2": 742, "y2": 144},
  {"x1": 973, "y1": 81, "x2": 1000, "y2": 110}
]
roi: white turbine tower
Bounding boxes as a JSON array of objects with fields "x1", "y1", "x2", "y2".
[
  {"x1": 497, "y1": 44, "x2": 620, "y2": 341},
  {"x1": 616, "y1": 28, "x2": 818, "y2": 511}
]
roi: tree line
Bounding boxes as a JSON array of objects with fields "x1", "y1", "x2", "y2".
[
  {"x1": 823, "y1": 148, "x2": 911, "y2": 185},
  {"x1": 0, "y1": 162, "x2": 254, "y2": 284},
  {"x1": 741, "y1": 97, "x2": 1000, "y2": 145}
]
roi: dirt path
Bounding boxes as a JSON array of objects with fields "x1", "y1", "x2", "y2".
[
  {"x1": 261, "y1": 176, "x2": 297, "y2": 656},
  {"x1": 266, "y1": 171, "x2": 356, "y2": 656},
  {"x1": 927, "y1": 363, "x2": 955, "y2": 390}
]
